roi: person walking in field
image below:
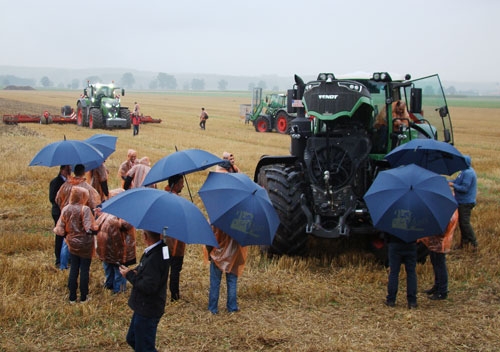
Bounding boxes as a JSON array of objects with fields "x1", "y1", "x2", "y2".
[
  {"x1": 132, "y1": 102, "x2": 141, "y2": 136},
  {"x1": 199, "y1": 107, "x2": 208, "y2": 130}
]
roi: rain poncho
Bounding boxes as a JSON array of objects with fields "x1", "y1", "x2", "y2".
[
  {"x1": 209, "y1": 226, "x2": 248, "y2": 277},
  {"x1": 125, "y1": 157, "x2": 154, "y2": 189},
  {"x1": 419, "y1": 210, "x2": 458, "y2": 253},
  {"x1": 54, "y1": 186, "x2": 98, "y2": 259},
  {"x1": 86, "y1": 163, "x2": 109, "y2": 202},
  {"x1": 96, "y1": 212, "x2": 135, "y2": 264},
  {"x1": 55, "y1": 175, "x2": 101, "y2": 210}
]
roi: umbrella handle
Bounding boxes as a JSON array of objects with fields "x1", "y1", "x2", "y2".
[{"x1": 174, "y1": 145, "x2": 193, "y2": 202}]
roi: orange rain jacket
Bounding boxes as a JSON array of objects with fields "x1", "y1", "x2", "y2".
[
  {"x1": 96, "y1": 212, "x2": 135, "y2": 265},
  {"x1": 54, "y1": 187, "x2": 98, "y2": 259},
  {"x1": 208, "y1": 227, "x2": 248, "y2": 277},
  {"x1": 55, "y1": 175, "x2": 101, "y2": 210},
  {"x1": 419, "y1": 209, "x2": 458, "y2": 253}
]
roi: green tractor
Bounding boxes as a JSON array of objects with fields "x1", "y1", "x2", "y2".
[
  {"x1": 246, "y1": 87, "x2": 294, "y2": 134},
  {"x1": 76, "y1": 82, "x2": 131, "y2": 129},
  {"x1": 254, "y1": 72, "x2": 454, "y2": 263}
]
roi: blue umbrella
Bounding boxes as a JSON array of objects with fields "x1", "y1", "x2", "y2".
[
  {"x1": 363, "y1": 164, "x2": 457, "y2": 243},
  {"x1": 101, "y1": 188, "x2": 219, "y2": 247},
  {"x1": 85, "y1": 134, "x2": 117, "y2": 159},
  {"x1": 142, "y1": 149, "x2": 223, "y2": 187},
  {"x1": 385, "y1": 138, "x2": 467, "y2": 175},
  {"x1": 198, "y1": 172, "x2": 280, "y2": 246},
  {"x1": 29, "y1": 138, "x2": 104, "y2": 167},
  {"x1": 83, "y1": 134, "x2": 117, "y2": 171}
]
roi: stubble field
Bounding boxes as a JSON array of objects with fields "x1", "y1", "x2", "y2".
[{"x1": 0, "y1": 89, "x2": 499, "y2": 351}]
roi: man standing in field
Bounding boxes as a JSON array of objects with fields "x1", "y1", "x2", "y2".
[
  {"x1": 199, "y1": 107, "x2": 208, "y2": 130},
  {"x1": 49, "y1": 165, "x2": 71, "y2": 268},
  {"x1": 120, "y1": 230, "x2": 170, "y2": 351},
  {"x1": 449, "y1": 155, "x2": 478, "y2": 250}
]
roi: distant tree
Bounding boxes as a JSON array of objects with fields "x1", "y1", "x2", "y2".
[
  {"x1": 71, "y1": 79, "x2": 79, "y2": 89},
  {"x1": 157, "y1": 73, "x2": 177, "y2": 90},
  {"x1": 121, "y1": 72, "x2": 135, "y2": 88},
  {"x1": 424, "y1": 85, "x2": 435, "y2": 96},
  {"x1": 248, "y1": 82, "x2": 255, "y2": 91},
  {"x1": 445, "y1": 86, "x2": 456, "y2": 95},
  {"x1": 40, "y1": 76, "x2": 52, "y2": 88},
  {"x1": 191, "y1": 78, "x2": 205, "y2": 90},
  {"x1": 149, "y1": 80, "x2": 158, "y2": 90},
  {"x1": 218, "y1": 79, "x2": 228, "y2": 91},
  {"x1": 257, "y1": 80, "x2": 267, "y2": 90},
  {"x1": 2, "y1": 78, "x2": 10, "y2": 86}
]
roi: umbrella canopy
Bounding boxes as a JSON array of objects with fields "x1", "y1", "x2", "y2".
[
  {"x1": 83, "y1": 134, "x2": 117, "y2": 171},
  {"x1": 29, "y1": 138, "x2": 104, "y2": 167},
  {"x1": 384, "y1": 138, "x2": 467, "y2": 175},
  {"x1": 363, "y1": 164, "x2": 457, "y2": 243},
  {"x1": 142, "y1": 149, "x2": 223, "y2": 186},
  {"x1": 198, "y1": 172, "x2": 280, "y2": 246},
  {"x1": 84, "y1": 134, "x2": 117, "y2": 159},
  {"x1": 100, "y1": 188, "x2": 218, "y2": 247}
]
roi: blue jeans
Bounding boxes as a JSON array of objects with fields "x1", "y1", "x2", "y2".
[
  {"x1": 126, "y1": 312, "x2": 160, "y2": 352},
  {"x1": 60, "y1": 240, "x2": 69, "y2": 270},
  {"x1": 68, "y1": 253, "x2": 91, "y2": 302},
  {"x1": 103, "y1": 262, "x2": 127, "y2": 293},
  {"x1": 208, "y1": 261, "x2": 238, "y2": 314},
  {"x1": 430, "y1": 251, "x2": 448, "y2": 295},
  {"x1": 387, "y1": 242, "x2": 417, "y2": 305}
]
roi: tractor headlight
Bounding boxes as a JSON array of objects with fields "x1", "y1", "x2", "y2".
[{"x1": 105, "y1": 102, "x2": 112, "y2": 108}]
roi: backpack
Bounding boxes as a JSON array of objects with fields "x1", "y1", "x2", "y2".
[{"x1": 205, "y1": 113, "x2": 209, "y2": 119}]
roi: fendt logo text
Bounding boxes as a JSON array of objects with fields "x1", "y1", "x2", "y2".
[{"x1": 318, "y1": 95, "x2": 338, "y2": 99}]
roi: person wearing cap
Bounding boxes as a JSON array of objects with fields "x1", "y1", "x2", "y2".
[{"x1": 216, "y1": 152, "x2": 240, "y2": 173}]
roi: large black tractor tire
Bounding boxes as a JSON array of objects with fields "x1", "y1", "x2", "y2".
[
  {"x1": 275, "y1": 111, "x2": 290, "y2": 134},
  {"x1": 89, "y1": 108, "x2": 104, "y2": 129},
  {"x1": 120, "y1": 108, "x2": 131, "y2": 129},
  {"x1": 254, "y1": 116, "x2": 271, "y2": 133},
  {"x1": 257, "y1": 164, "x2": 308, "y2": 256}
]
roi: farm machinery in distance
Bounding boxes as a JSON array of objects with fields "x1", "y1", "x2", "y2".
[
  {"x1": 254, "y1": 72, "x2": 454, "y2": 263},
  {"x1": 244, "y1": 87, "x2": 294, "y2": 134}
]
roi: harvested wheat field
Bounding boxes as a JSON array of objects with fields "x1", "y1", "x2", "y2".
[{"x1": 1, "y1": 90, "x2": 499, "y2": 352}]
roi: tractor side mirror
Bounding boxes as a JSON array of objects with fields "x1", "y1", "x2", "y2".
[
  {"x1": 438, "y1": 105, "x2": 448, "y2": 118},
  {"x1": 121, "y1": 88, "x2": 125, "y2": 97},
  {"x1": 410, "y1": 88, "x2": 422, "y2": 114}
]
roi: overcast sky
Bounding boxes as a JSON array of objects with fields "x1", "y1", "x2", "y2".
[{"x1": 1, "y1": 0, "x2": 498, "y2": 83}]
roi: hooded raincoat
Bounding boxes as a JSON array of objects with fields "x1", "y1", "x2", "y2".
[
  {"x1": 419, "y1": 210, "x2": 458, "y2": 253},
  {"x1": 209, "y1": 226, "x2": 248, "y2": 277},
  {"x1": 96, "y1": 212, "x2": 134, "y2": 264},
  {"x1": 54, "y1": 186, "x2": 98, "y2": 259},
  {"x1": 55, "y1": 175, "x2": 101, "y2": 210}
]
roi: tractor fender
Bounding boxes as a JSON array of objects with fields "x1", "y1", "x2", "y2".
[
  {"x1": 253, "y1": 155, "x2": 298, "y2": 182},
  {"x1": 77, "y1": 98, "x2": 89, "y2": 108}
]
